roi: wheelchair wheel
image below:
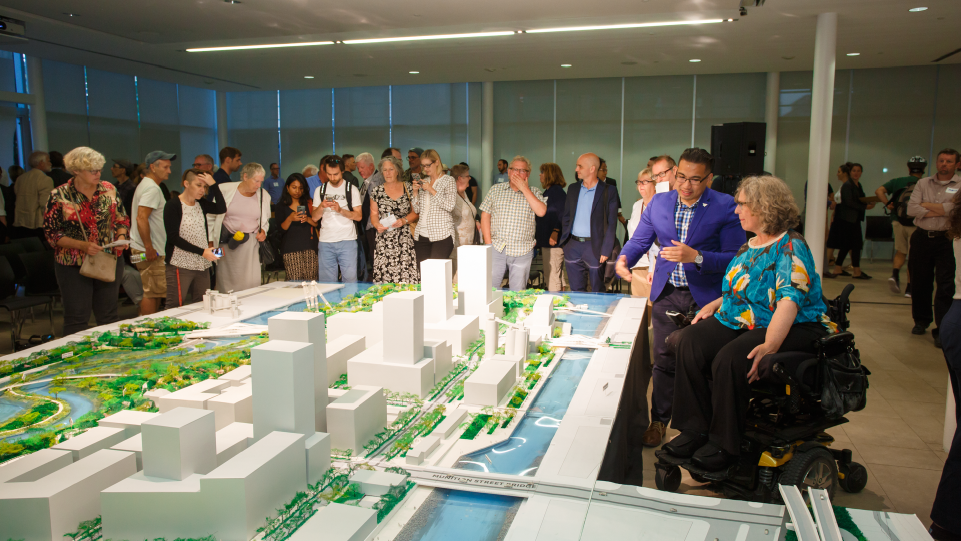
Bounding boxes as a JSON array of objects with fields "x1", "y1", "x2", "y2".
[
  {"x1": 838, "y1": 462, "x2": 868, "y2": 493},
  {"x1": 778, "y1": 447, "x2": 838, "y2": 500},
  {"x1": 655, "y1": 463, "x2": 682, "y2": 492}
]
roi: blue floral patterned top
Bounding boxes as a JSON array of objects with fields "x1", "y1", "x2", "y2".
[{"x1": 715, "y1": 230, "x2": 837, "y2": 333}]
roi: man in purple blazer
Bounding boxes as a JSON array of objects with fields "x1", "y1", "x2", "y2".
[{"x1": 616, "y1": 147, "x2": 745, "y2": 448}]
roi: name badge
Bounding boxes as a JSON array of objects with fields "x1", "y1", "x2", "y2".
[
  {"x1": 274, "y1": 182, "x2": 280, "y2": 187},
  {"x1": 946, "y1": 187, "x2": 958, "y2": 194}
]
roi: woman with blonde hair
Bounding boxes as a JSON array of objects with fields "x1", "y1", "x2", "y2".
[
  {"x1": 664, "y1": 175, "x2": 835, "y2": 471},
  {"x1": 626, "y1": 167, "x2": 659, "y2": 299},
  {"x1": 535, "y1": 162, "x2": 568, "y2": 291},
  {"x1": 209, "y1": 162, "x2": 271, "y2": 292},
  {"x1": 43, "y1": 146, "x2": 130, "y2": 335},
  {"x1": 411, "y1": 149, "x2": 456, "y2": 267}
]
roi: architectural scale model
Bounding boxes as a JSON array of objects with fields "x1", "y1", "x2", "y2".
[
  {"x1": 202, "y1": 289, "x2": 241, "y2": 317},
  {"x1": 0, "y1": 250, "x2": 935, "y2": 541}
]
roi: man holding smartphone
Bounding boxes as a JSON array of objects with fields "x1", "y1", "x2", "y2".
[{"x1": 312, "y1": 155, "x2": 363, "y2": 282}]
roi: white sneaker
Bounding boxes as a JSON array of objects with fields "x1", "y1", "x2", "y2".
[{"x1": 887, "y1": 276, "x2": 900, "y2": 294}]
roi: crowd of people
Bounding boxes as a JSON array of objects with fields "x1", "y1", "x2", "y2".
[{"x1": 3, "y1": 141, "x2": 960, "y2": 537}]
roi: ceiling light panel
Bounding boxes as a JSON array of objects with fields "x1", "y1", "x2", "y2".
[
  {"x1": 344, "y1": 31, "x2": 514, "y2": 45},
  {"x1": 527, "y1": 19, "x2": 725, "y2": 34},
  {"x1": 187, "y1": 41, "x2": 334, "y2": 52}
]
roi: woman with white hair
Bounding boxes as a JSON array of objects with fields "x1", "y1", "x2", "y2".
[
  {"x1": 369, "y1": 156, "x2": 419, "y2": 283},
  {"x1": 209, "y1": 162, "x2": 271, "y2": 293},
  {"x1": 43, "y1": 146, "x2": 130, "y2": 335}
]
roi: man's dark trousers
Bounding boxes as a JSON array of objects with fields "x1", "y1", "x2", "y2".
[
  {"x1": 564, "y1": 238, "x2": 604, "y2": 292},
  {"x1": 650, "y1": 283, "x2": 698, "y2": 425}
]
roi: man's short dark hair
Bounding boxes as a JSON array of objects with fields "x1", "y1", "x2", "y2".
[
  {"x1": 342, "y1": 154, "x2": 354, "y2": 161},
  {"x1": 459, "y1": 162, "x2": 469, "y2": 167},
  {"x1": 937, "y1": 148, "x2": 961, "y2": 163},
  {"x1": 381, "y1": 148, "x2": 400, "y2": 159},
  {"x1": 323, "y1": 155, "x2": 345, "y2": 173},
  {"x1": 269, "y1": 163, "x2": 278, "y2": 170},
  {"x1": 49, "y1": 151, "x2": 65, "y2": 168},
  {"x1": 598, "y1": 158, "x2": 607, "y2": 166},
  {"x1": 219, "y1": 146, "x2": 241, "y2": 164},
  {"x1": 678, "y1": 147, "x2": 714, "y2": 174},
  {"x1": 497, "y1": 159, "x2": 507, "y2": 165}
]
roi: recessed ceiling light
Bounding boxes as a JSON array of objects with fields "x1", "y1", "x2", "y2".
[
  {"x1": 187, "y1": 41, "x2": 334, "y2": 52},
  {"x1": 63, "y1": 12, "x2": 79, "y2": 16},
  {"x1": 304, "y1": 76, "x2": 314, "y2": 79},
  {"x1": 846, "y1": 53, "x2": 860, "y2": 56},
  {"x1": 561, "y1": 64, "x2": 572, "y2": 68},
  {"x1": 409, "y1": 71, "x2": 420, "y2": 74},
  {"x1": 224, "y1": 0, "x2": 241, "y2": 3},
  {"x1": 344, "y1": 31, "x2": 514, "y2": 45},
  {"x1": 909, "y1": 7, "x2": 927, "y2": 12},
  {"x1": 528, "y1": 19, "x2": 724, "y2": 33},
  {"x1": 689, "y1": 59, "x2": 701, "y2": 62}
]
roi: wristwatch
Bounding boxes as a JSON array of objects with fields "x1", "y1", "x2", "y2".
[{"x1": 694, "y1": 251, "x2": 704, "y2": 267}]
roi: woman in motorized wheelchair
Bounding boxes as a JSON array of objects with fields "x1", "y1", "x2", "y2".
[{"x1": 661, "y1": 175, "x2": 840, "y2": 472}]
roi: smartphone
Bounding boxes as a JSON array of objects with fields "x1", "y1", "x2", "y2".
[
  {"x1": 666, "y1": 310, "x2": 692, "y2": 328},
  {"x1": 325, "y1": 195, "x2": 335, "y2": 202},
  {"x1": 297, "y1": 205, "x2": 307, "y2": 214},
  {"x1": 212, "y1": 248, "x2": 223, "y2": 258}
]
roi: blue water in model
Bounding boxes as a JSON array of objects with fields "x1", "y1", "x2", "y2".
[
  {"x1": 401, "y1": 489, "x2": 521, "y2": 541},
  {"x1": 454, "y1": 290, "x2": 622, "y2": 476}
]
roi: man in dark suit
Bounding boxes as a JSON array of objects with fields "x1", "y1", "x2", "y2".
[
  {"x1": 559, "y1": 153, "x2": 620, "y2": 292},
  {"x1": 616, "y1": 147, "x2": 744, "y2": 447}
]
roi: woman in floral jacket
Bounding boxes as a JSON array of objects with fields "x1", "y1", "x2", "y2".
[
  {"x1": 660, "y1": 175, "x2": 836, "y2": 472},
  {"x1": 44, "y1": 147, "x2": 130, "y2": 335}
]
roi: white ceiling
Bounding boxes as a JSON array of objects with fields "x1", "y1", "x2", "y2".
[{"x1": 0, "y1": 0, "x2": 958, "y2": 91}]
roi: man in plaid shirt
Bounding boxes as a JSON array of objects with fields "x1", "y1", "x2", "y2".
[{"x1": 480, "y1": 155, "x2": 548, "y2": 290}]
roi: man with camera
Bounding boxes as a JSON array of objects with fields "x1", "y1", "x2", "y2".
[{"x1": 311, "y1": 155, "x2": 362, "y2": 283}]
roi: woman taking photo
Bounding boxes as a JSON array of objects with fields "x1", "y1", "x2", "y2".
[
  {"x1": 163, "y1": 169, "x2": 225, "y2": 307},
  {"x1": 451, "y1": 163, "x2": 480, "y2": 280},
  {"x1": 626, "y1": 167, "x2": 659, "y2": 299},
  {"x1": 43, "y1": 146, "x2": 130, "y2": 335},
  {"x1": 411, "y1": 149, "x2": 456, "y2": 266},
  {"x1": 824, "y1": 162, "x2": 874, "y2": 279},
  {"x1": 276, "y1": 173, "x2": 319, "y2": 281},
  {"x1": 369, "y1": 156, "x2": 419, "y2": 283},
  {"x1": 663, "y1": 175, "x2": 836, "y2": 471},
  {"x1": 534, "y1": 162, "x2": 567, "y2": 292},
  {"x1": 209, "y1": 162, "x2": 271, "y2": 293}
]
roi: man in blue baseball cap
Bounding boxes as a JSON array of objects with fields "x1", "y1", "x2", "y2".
[
  {"x1": 403, "y1": 147, "x2": 425, "y2": 184},
  {"x1": 131, "y1": 150, "x2": 176, "y2": 315}
]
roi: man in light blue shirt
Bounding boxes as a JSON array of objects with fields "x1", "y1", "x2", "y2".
[
  {"x1": 571, "y1": 183, "x2": 596, "y2": 238},
  {"x1": 493, "y1": 159, "x2": 509, "y2": 184},
  {"x1": 264, "y1": 163, "x2": 284, "y2": 204},
  {"x1": 305, "y1": 156, "x2": 329, "y2": 197},
  {"x1": 558, "y1": 153, "x2": 619, "y2": 292}
]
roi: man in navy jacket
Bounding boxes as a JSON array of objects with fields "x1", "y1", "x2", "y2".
[
  {"x1": 616, "y1": 148, "x2": 744, "y2": 448},
  {"x1": 559, "y1": 153, "x2": 621, "y2": 292}
]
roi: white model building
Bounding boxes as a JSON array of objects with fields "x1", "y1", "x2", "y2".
[
  {"x1": 421, "y1": 259, "x2": 480, "y2": 355},
  {"x1": 464, "y1": 359, "x2": 518, "y2": 406},
  {"x1": 524, "y1": 294, "x2": 557, "y2": 341},
  {"x1": 327, "y1": 301, "x2": 385, "y2": 346},
  {"x1": 455, "y1": 245, "x2": 504, "y2": 317},
  {"x1": 266, "y1": 312, "x2": 328, "y2": 432},
  {"x1": 0, "y1": 449, "x2": 137, "y2": 541},
  {"x1": 347, "y1": 291, "x2": 451, "y2": 397},
  {"x1": 327, "y1": 385, "x2": 387, "y2": 454},
  {"x1": 203, "y1": 289, "x2": 241, "y2": 317}
]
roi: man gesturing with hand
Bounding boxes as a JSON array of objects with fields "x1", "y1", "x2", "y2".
[{"x1": 615, "y1": 147, "x2": 744, "y2": 448}]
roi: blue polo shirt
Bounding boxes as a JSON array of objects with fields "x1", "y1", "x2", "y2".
[
  {"x1": 306, "y1": 174, "x2": 322, "y2": 198},
  {"x1": 264, "y1": 175, "x2": 284, "y2": 204},
  {"x1": 572, "y1": 183, "x2": 597, "y2": 237}
]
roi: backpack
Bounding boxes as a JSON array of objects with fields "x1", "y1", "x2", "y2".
[{"x1": 890, "y1": 182, "x2": 917, "y2": 227}]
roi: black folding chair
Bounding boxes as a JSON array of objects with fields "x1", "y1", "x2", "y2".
[
  {"x1": 0, "y1": 257, "x2": 55, "y2": 350},
  {"x1": 9, "y1": 236, "x2": 46, "y2": 253},
  {"x1": 18, "y1": 251, "x2": 61, "y2": 299},
  {"x1": 0, "y1": 244, "x2": 27, "y2": 287}
]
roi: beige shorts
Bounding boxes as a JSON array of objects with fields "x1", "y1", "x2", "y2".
[
  {"x1": 133, "y1": 249, "x2": 167, "y2": 298},
  {"x1": 892, "y1": 222, "x2": 916, "y2": 255}
]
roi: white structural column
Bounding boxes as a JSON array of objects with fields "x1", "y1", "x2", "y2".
[
  {"x1": 216, "y1": 90, "x2": 228, "y2": 153},
  {"x1": 26, "y1": 56, "x2": 49, "y2": 152},
  {"x1": 764, "y1": 71, "x2": 780, "y2": 174},
  {"x1": 481, "y1": 81, "x2": 494, "y2": 196},
  {"x1": 803, "y1": 13, "x2": 838, "y2": 275}
]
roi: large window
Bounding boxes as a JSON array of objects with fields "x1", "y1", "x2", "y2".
[
  {"x1": 392, "y1": 83, "x2": 470, "y2": 169},
  {"x1": 493, "y1": 80, "x2": 554, "y2": 184},
  {"x1": 333, "y1": 86, "x2": 390, "y2": 160},
  {"x1": 226, "y1": 91, "x2": 280, "y2": 182},
  {"x1": 42, "y1": 59, "x2": 89, "y2": 156},
  {"x1": 280, "y1": 88, "x2": 333, "y2": 177}
]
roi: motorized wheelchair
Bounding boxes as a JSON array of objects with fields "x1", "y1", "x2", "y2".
[{"x1": 654, "y1": 284, "x2": 870, "y2": 503}]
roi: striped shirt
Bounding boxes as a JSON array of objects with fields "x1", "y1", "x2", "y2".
[
  {"x1": 412, "y1": 174, "x2": 456, "y2": 242},
  {"x1": 479, "y1": 182, "x2": 548, "y2": 256},
  {"x1": 669, "y1": 198, "x2": 699, "y2": 287}
]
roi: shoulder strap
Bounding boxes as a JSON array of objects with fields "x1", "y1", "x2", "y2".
[{"x1": 346, "y1": 183, "x2": 354, "y2": 212}]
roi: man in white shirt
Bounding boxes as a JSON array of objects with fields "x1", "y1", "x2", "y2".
[
  {"x1": 131, "y1": 150, "x2": 175, "y2": 315},
  {"x1": 311, "y1": 155, "x2": 362, "y2": 283}
]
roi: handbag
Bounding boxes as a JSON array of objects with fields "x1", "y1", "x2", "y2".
[
  {"x1": 817, "y1": 332, "x2": 870, "y2": 420},
  {"x1": 71, "y1": 198, "x2": 117, "y2": 283},
  {"x1": 258, "y1": 189, "x2": 277, "y2": 266}
]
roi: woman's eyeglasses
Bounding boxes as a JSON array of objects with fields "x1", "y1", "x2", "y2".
[
  {"x1": 421, "y1": 161, "x2": 433, "y2": 168},
  {"x1": 635, "y1": 179, "x2": 655, "y2": 186}
]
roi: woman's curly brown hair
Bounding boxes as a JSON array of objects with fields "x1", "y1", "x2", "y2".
[
  {"x1": 948, "y1": 189, "x2": 961, "y2": 239},
  {"x1": 735, "y1": 175, "x2": 801, "y2": 235}
]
